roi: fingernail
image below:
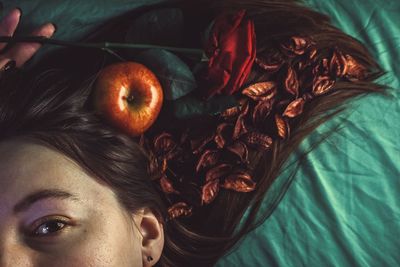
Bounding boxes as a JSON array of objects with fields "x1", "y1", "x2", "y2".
[
  {"x1": 15, "y1": 7, "x2": 23, "y2": 16},
  {"x1": 1, "y1": 60, "x2": 16, "y2": 72}
]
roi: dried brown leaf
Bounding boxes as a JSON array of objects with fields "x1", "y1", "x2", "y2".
[
  {"x1": 281, "y1": 36, "x2": 313, "y2": 56},
  {"x1": 168, "y1": 202, "x2": 192, "y2": 220},
  {"x1": 160, "y1": 175, "x2": 179, "y2": 194},
  {"x1": 154, "y1": 132, "x2": 176, "y2": 155},
  {"x1": 220, "y1": 105, "x2": 241, "y2": 120},
  {"x1": 226, "y1": 141, "x2": 249, "y2": 164},
  {"x1": 214, "y1": 123, "x2": 234, "y2": 149},
  {"x1": 139, "y1": 134, "x2": 151, "y2": 152},
  {"x1": 255, "y1": 56, "x2": 283, "y2": 72},
  {"x1": 283, "y1": 98, "x2": 305, "y2": 118},
  {"x1": 160, "y1": 157, "x2": 167, "y2": 173},
  {"x1": 302, "y1": 93, "x2": 314, "y2": 101},
  {"x1": 296, "y1": 60, "x2": 308, "y2": 72},
  {"x1": 201, "y1": 180, "x2": 220, "y2": 205},
  {"x1": 252, "y1": 99, "x2": 274, "y2": 125},
  {"x1": 313, "y1": 58, "x2": 330, "y2": 77},
  {"x1": 195, "y1": 149, "x2": 221, "y2": 173},
  {"x1": 221, "y1": 170, "x2": 256, "y2": 192},
  {"x1": 241, "y1": 131, "x2": 273, "y2": 150},
  {"x1": 312, "y1": 75, "x2": 335, "y2": 96},
  {"x1": 275, "y1": 114, "x2": 290, "y2": 139},
  {"x1": 309, "y1": 47, "x2": 318, "y2": 62},
  {"x1": 191, "y1": 133, "x2": 215, "y2": 154},
  {"x1": 242, "y1": 82, "x2": 277, "y2": 101},
  {"x1": 148, "y1": 154, "x2": 167, "y2": 180},
  {"x1": 180, "y1": 128, "x2": 190, "y2": 144},
  {"x1": 330, "y1": 49, "x2": 347, "y2": 78},
  {"x1": 232, "y1": 115, "x2": 248, "y2": 140},
  {"x1": 205, "y1": 163, "x2": 233, "y2": 183},
  {"x1": 219, "y1": 98, "x2": 248, "y2": 121},
  {"x1": 285, "y1": 66, "x2": 299, "y2": 96},
  {"x1": 343, "y1": 54, "x2": 368, "y2": 81}
]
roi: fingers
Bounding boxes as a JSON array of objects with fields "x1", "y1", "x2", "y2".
[
  {"x1": 0, "y1": 7, "x2": 56, "y2": 68},
  {"x1": 0, "y1": 58, "x2": 15, "y2": 72},
  {"x1": 0, "y1": 8, "x2": 21, "y2": 51},
  {"x1": 0, "y1": 57, "x2": 14, "y2": 69},
  {"x1": 6, "y1": 22, "x2": 56, "y2": 67}
]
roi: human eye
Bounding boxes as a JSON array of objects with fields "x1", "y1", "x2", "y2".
[{"x1": 28, "y1": 216, "x2": 70, "y2": 237}]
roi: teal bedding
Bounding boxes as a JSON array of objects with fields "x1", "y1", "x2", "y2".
[{"x1": 1, "y1": 0, "x2": 399, "y2": 266}]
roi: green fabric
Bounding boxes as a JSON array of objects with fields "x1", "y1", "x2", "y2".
[
  {"x1": 217, "y1": 1, "x2": 400, "y2": 266},
  {"x1": 1, "y1": 0, "x2": 399, "y2": 266},
  {"x1": 0, "y1": 0, "x2": 165, "y2": 68}
]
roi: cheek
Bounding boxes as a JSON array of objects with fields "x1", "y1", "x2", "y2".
[{"x1": 39, "y1": 214, "x2": 142, "y2": 267}]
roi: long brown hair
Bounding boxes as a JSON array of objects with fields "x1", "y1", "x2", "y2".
[{"x1": 0, "y1": 0, "x2": 388, "y2": 266}]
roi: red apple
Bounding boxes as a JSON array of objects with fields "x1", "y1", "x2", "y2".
[{"x1": 93, "y1": 62, "x2": 164, "y2": 137}]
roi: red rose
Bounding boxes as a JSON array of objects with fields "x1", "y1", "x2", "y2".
[{"x1": 203, "y1": 9, "x2": 256, "y2": 99}]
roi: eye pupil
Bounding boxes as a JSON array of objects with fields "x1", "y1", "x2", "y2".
[{"x1": 36, "y1": 221, "x2": 65, "y2": 235}]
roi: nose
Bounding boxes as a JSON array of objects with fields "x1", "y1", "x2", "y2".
[{"x1": 0, "y1": 243, "x2": 34, "y2": 267}]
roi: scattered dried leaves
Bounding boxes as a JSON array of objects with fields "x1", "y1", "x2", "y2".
[{"x1": 168, "y1": 202, "x2": 193, "y2": 220}]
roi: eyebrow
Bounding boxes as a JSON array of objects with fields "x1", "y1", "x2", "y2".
[{"x1": 13, "y1": 189, "x2": 79, "y2": 214}]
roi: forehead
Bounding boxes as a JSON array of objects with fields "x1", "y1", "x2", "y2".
[
  {"x1": 0, "y1": 140, "x2": 77, "y2": 186},
  {"x1": 0, "y1": 139, "x2": 102, "y2": 201}
]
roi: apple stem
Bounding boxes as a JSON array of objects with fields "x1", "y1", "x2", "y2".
[{"x1": 127, "y1": 95, "x2": 135, "y2": 102}]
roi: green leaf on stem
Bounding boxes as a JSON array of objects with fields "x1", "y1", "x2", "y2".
[{"x1": 135, "y1": 48, "x2": 197, "y2": 101}]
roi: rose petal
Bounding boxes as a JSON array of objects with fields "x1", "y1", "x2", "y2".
[
  {"x1": 223, "y1": 16, "x2": 256, "y2": 95},
  {"x1": 242, "y1": 81, "x2": 277, "y2": 101},
  {"x1": 203, "y1": 9, "x2": 256, "y2": 98},
  {"x1": 283, "y1": 98, "x2": 305, "y2": 118},
  {"x1": 201, "y1": 180, "x2": 220, "y2": 205},
  {"x1": 168, "y1": 202, "x2": 192, "y2": 220}
]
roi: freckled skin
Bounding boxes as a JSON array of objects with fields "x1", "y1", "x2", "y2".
[{"x1": 0, "y1": 140, "x2": 154, "y2": 267}]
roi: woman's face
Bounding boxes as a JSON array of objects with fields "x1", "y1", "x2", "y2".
[{"x1": 0, "y1": 139, "x2": 162, "y2": 266}]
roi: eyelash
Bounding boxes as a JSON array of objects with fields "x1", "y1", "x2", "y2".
[{"x1": 30, "y1": 216, "x2": 70, "y2": 237}]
